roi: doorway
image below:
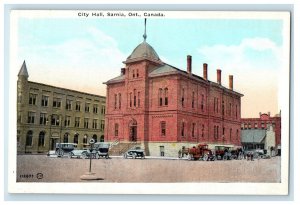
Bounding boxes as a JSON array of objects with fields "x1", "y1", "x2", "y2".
[{"x1": 129, "y1": 119, "x2": 137, "y2": 141}]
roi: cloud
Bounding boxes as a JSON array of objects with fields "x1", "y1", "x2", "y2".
[
  {"x1": 198, "y1": 38, "x2": 283, "y2": 117},
  {"x1": 18, "y1": 27, "x2": 127, "y2": 96}
]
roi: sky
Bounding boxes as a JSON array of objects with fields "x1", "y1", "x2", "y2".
[{"x1": 16, "y1": 12, "x2": 287, "y2": 118}]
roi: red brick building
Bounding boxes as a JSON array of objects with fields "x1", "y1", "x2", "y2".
[
  {"x1": 104, "y1": 31, "x2": 243, "y2": 157},
  {"x1": 241, "y1": 112, "x2": 281, "y2": 154}
]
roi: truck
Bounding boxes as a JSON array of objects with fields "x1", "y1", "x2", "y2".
[{"x1": 186, "y1": 144, "x2": 215, "y2": 161}]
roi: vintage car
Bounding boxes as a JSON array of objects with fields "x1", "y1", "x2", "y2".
[
  {"x1": 79, "y1": 142, "x2": 110, "y2": 159},
  {"x1": 244, "y1": 149, "x2": 270, "y2": 160},
  {"x1": 123, "y1": 147, "x2": 145, "y2": 159},
  {"x1": 55, "y1": 143, "x2": 78, "y2": 156}
]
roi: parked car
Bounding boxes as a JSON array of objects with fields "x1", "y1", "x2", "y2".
[
  {"x1": 55, "y1": 143, "x2": 78, "y2": 156},
  {"x1": 80, "y1": 142, "x2": 110, "y2": 159},
  {"x1": 123, "y1": 148, "x2": 145, "y2": 159}
]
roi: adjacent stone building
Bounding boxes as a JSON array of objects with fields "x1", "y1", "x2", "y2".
[
  {"x1": 241, "y1": 112, "x2": 281, "y2": 155},
  {"x1": 17, "y1": 61, "x2": 106, "y2": 154},
  {"x1": 104, "y1": 29, "x2": 243, "y2": 157}
]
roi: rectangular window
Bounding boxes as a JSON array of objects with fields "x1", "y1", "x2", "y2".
[
  {"x1": 101, "y1": 105, "x2": 106, "y2": 114},
  {"x1": 41, "y1": 95, "x2": 48, "y2": 107},
  {"x1": 115, "y1": 123, "x2": 119, "y2": 136},
  {"x1": 138, "y1": 92, "x2": 140, "y2": 107},
  {"x1": 214, "y1": 98, "x2": 216, "y2": 112},
  {"x1": 65, "y1": 116, "x2": 71, "y2": 127},
  {"x1": 230, "y1": 128, "x2": 232, "y2": 141},
  {"x1": 27, "y1": 112, "x2": 35, "y2": 124},
  {"x1": 159, "y1": 88, "x2": 163, "y2": 106},
  {"x1": 160, "y1": 146, "x2": 165, "y2": 157},
  {"x1": 248, "y1": 123, "x2": 252, "y2": 129},
  {"x1": 93, "y1": 104, "x2": 98, "y2": 114},
  {"x1": 66, "y1": 99, "x2": 72, "y2": 110},
  {"x1": 217, "y1": 98, "x2": 219, "y2": 113},
  {"x1": 201, "y1": 94, "x2": 204, "y2": 111},
  {"x1": 84, "y1": 118, "x2": 89, "y2": 129},
  {"x1": 53, "y1": 98, "x2": 61, "y2": 108},
  {"x1": 192, "y1": 123, "x2": 196, "y2": 138},
  {"x1": 223, "y1": 127, "x2": 225, "y2": 135},
  {"x1": 29, "y1": 93, "x2": 37, "y2": 105},
  {"x1": 192, "y1": 93, "x2": 196, "y2": 109},
  {"x1": 75, "y1": 117, "x2": 80, "y2": 127},
  {"x1": 39, "y1": 113, "x2": 47, "y2": 125},
  {"x1": 261, "y1": 122, "x2": 265, "y2": 129},
  {"x1": 114, "y1": 94, "x2": 117, "y2": 109},
  {"x1": 229, "y1": 103, "x2": 232, "y2": 116},
  {"x1": 222, "y1": 101, "x2": 225, "y2": 116},
  {"x1": 161, "y1": 121, "x2": 166, "y2": 136},
  {"x1": 130, "y1": 93, "x2": 132, "y2": 107},
  {"x1": 51, "y1": 115, "x2": 60, "y2": 126},
  {"x1": 76, "y1": 101, "x2": 81, "y2": 111},
  {"x1": 85, "y1": 103, "x2": 90, "y2": 112},
  {"x1": 181, "y1": 88, "x2": 185, "y2": 107},
  {"x1": 181, "y1": 122, "x2": 185, "y2": 137},
  {"x1": 236, "y1": 105, "x2": 238, "y2": 119},
  {"x1": 92, "y1": 119, "x2": 98, "y2": 129},
  {"x1": 164, "y1": 88, "x2": 168, "y2": 106},
  {"x1": 134, "y1": 89, "x2": 136, "y2": 107},
  {"x1": 100, "y1": 120, "x2": 105, "y2": 131},
  {"x1": 119, "y1": 93, "x2": 122, "y2": 109}
]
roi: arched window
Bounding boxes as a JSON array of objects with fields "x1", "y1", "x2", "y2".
[
  {"x1": 100, "y1": 135, "x2": 104, "y2": 142},
  {"x1": 26, "y1": 131, "x2": 33, "y2": 146},
  {"x1": 159, "y1": 88, "x2": 163, "y2": 106},
  {"x1": 73, "y1": 134, "x2": 79, "y2": 144},
  {"x1": 38, "y1": 131, "x2": 45, "y2": 146},
  {"x1": 164, "y1": 88, "x2": 168, "y2": 106},
  {"x1": 115, "y1": 123, "x2": 119, "y2": 136},
  {"x1": 83, "y1": 135, "x2": 88, "y2": 144},
  {"x1": 181, "y1": 121, "x2": 185, "y2": 137},
  {"x1": 92, "y1": 134, "x2": 97, "y2": 142},
  {"x1": 63, "y1": 133, "x2": 69, "y2": 143}
]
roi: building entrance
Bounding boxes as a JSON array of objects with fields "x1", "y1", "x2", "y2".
[
  {"x1": 51, "y1": 138, "x2": 59, "y2": 150},
  {"x1": 129, "y1": 120, "x2": 137, "y2": 141}
]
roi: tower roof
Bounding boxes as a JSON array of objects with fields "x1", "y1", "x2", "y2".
[
  {"x1": 125, "y1": 41, "x2": 162, "y2": 63},
  {"x1": 18, "y1": 60, "x2": 29, "y2": 77},
  {"x1": 123, "y1": 19, "x2": 163, "y2": 65}
]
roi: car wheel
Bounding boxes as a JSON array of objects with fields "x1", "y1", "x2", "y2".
[
  {"x1": 81, "y1": 152, "x2": 88, "y2": 159},
  {"x1": 133, "y1": 153, "x2": 137, "y2": 159},
  {"x1": 203, "y1": 154, "x2": 208, "y2": 161},
  {"x1": 105, "y1": 155, "x2": 109, "y2": 159},
  {"x1": 68, "y1": 152, "x2": 73, "y2": 159},
  {"x1": 187, "y1": 154, "x2": 192, "y2": 161},
  {"x1": 123, "y1": 153, "x2": 127, "y2": 159}
]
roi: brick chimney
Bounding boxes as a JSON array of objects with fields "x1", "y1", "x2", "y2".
[
  {"x1": 229, "y1": 75, "x2": 233, "y2": 90},
  {"x1": 217, "y1": 69, "x2": 221, "y2": 85},
  {"x1": 203, "y1": 63, "x2": 208, "y2": 80},
  {"x1": 121, "y1": 68, "x2": 125, "y2": 75},
  {"x1": 187, "y1": 55, "x2": 192, "y2": 74}
]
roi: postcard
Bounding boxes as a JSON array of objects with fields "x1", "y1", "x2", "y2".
[{"x1": 8, "y1": 10, "x2": 290, "y2": 195}]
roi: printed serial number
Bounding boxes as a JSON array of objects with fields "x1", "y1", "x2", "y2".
[{"x1": 19, "y1": 174, "x2": 34, "y2": 178}]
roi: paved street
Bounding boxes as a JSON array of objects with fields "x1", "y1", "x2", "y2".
[{"x1": 16, "y1": 155, "x2": 281, "y2": 183}]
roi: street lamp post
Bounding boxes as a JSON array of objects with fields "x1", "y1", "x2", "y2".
[
  {"x1": 80, "y1": 138, "x2": 100, "y2": 180},
  {"x1": 47, "y1": 114, "x2": 53, "y2": 156}
]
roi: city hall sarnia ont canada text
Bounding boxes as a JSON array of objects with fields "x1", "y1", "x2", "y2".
[{"x1": 104, "y1": 31, "x2": 244, "y2": 157}]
